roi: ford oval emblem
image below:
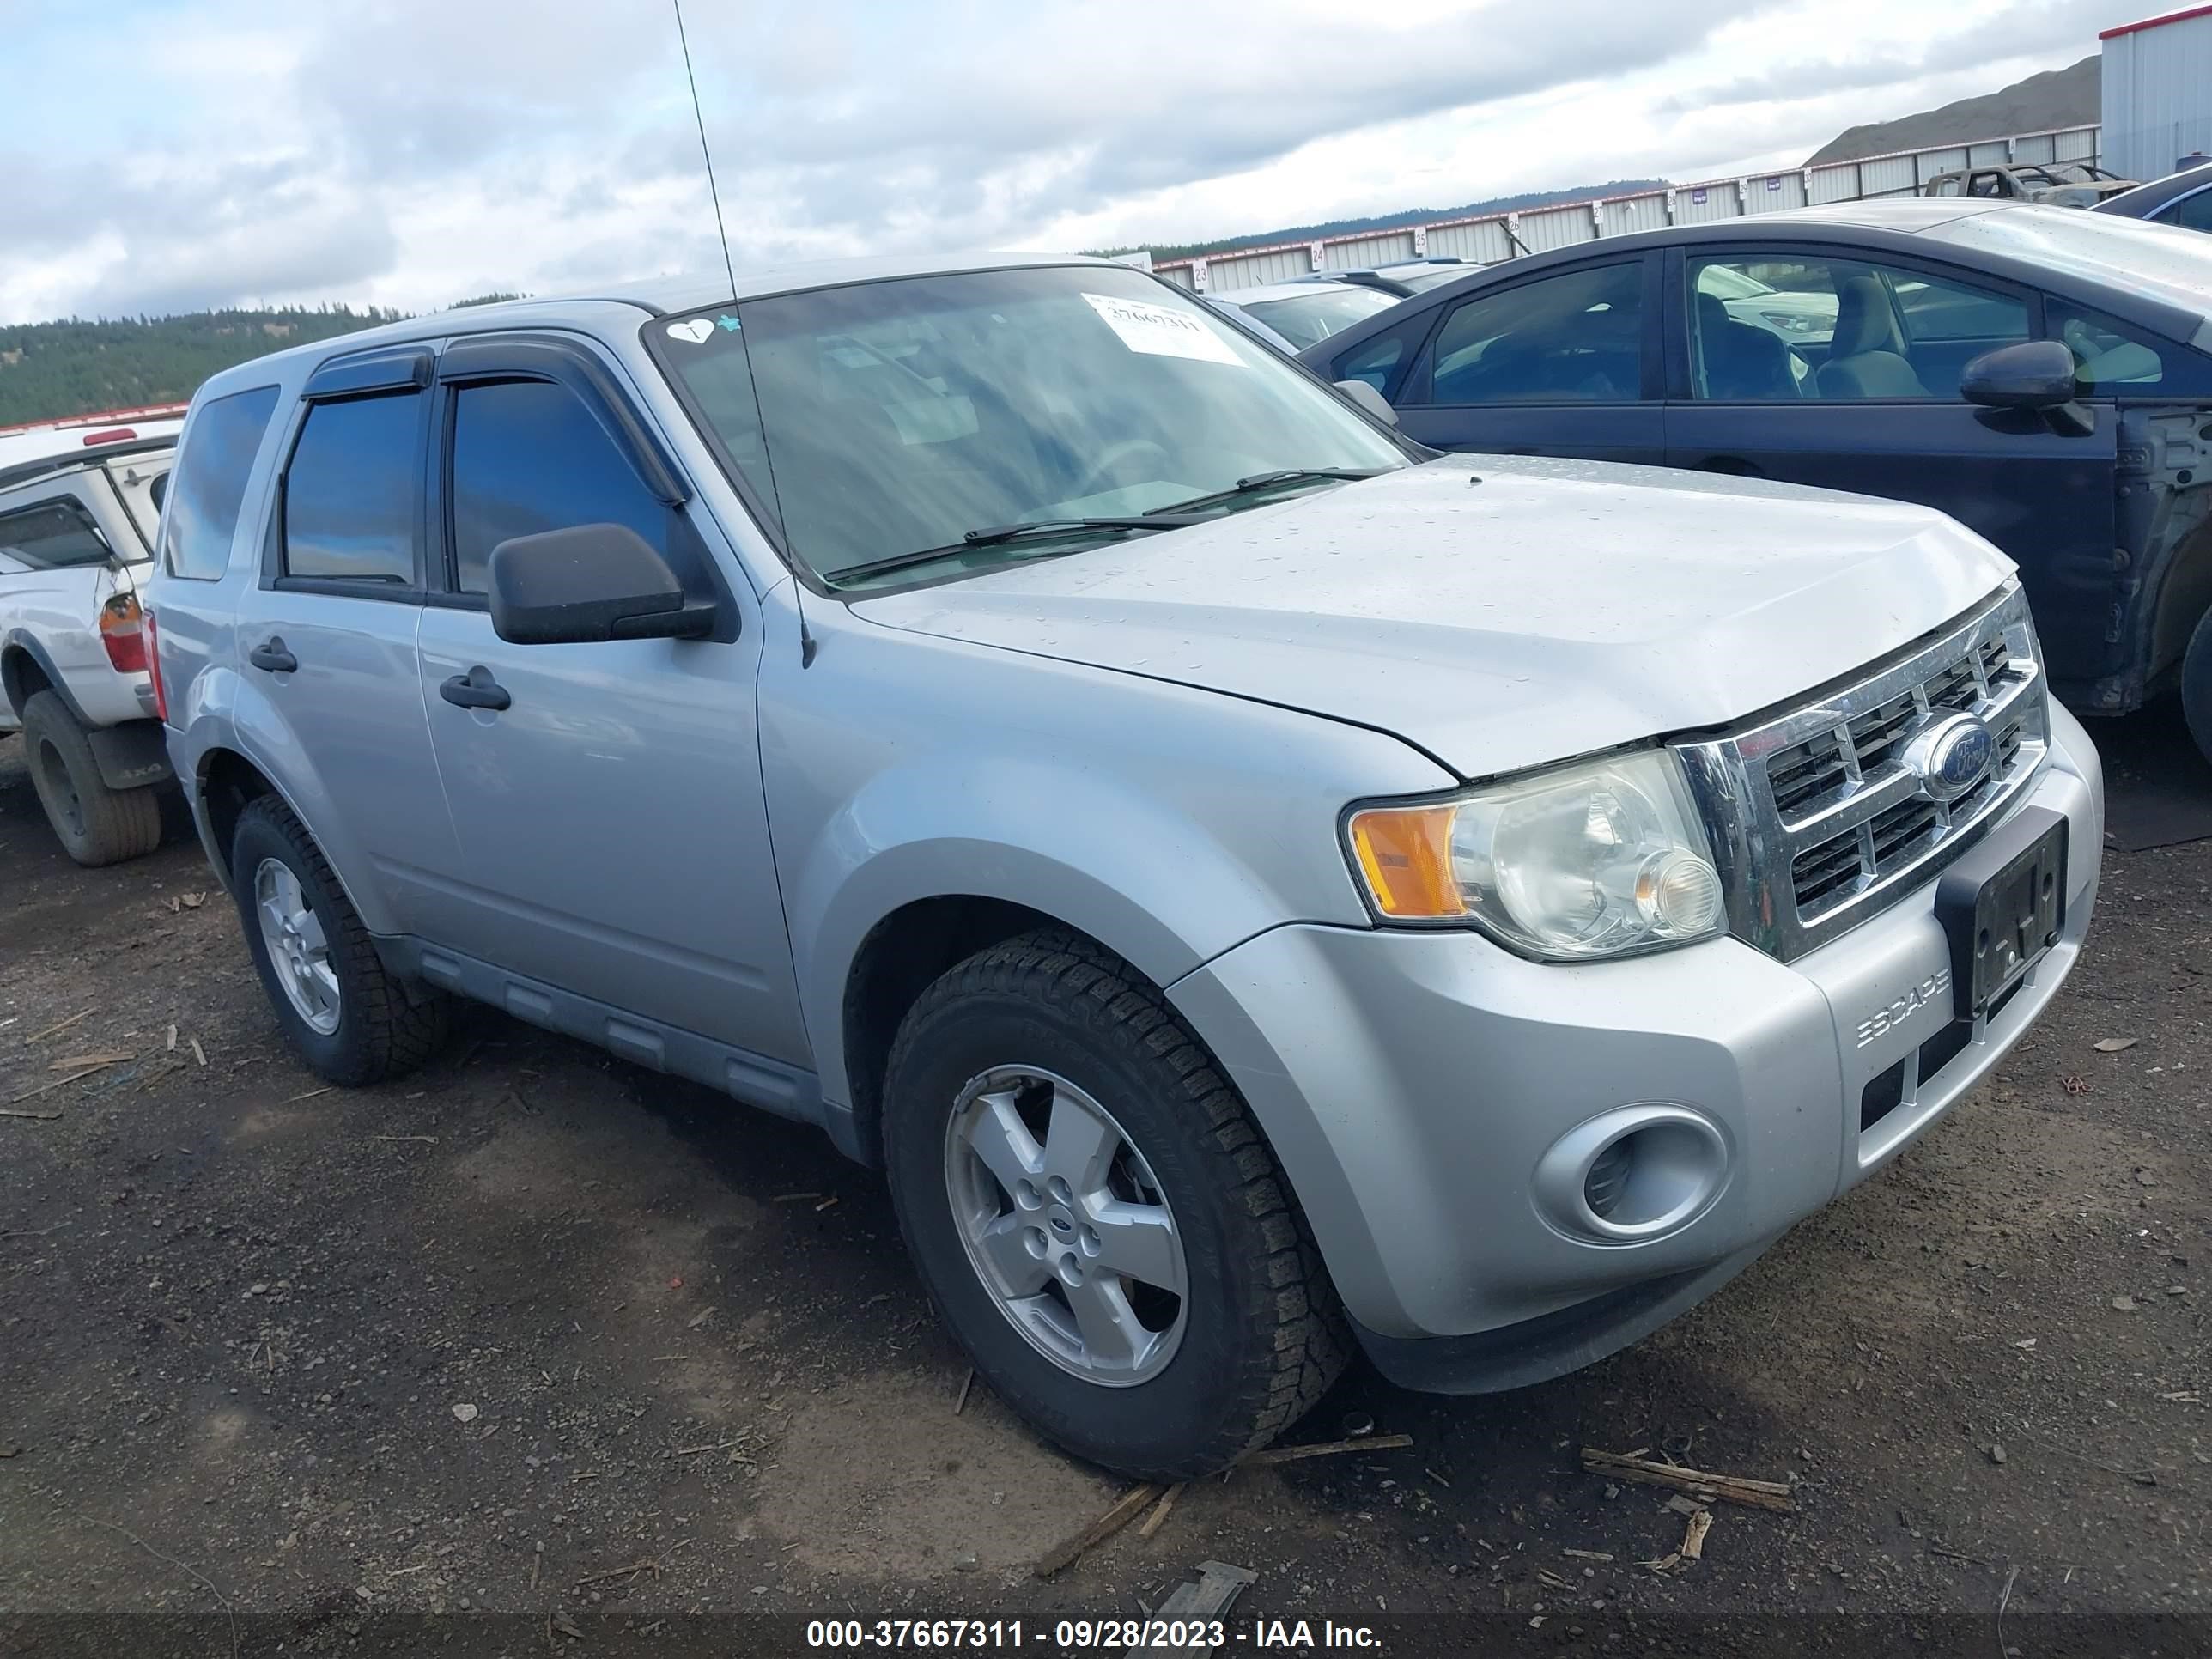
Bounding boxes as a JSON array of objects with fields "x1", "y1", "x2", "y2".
[{"x1": 1903, "y1": 713, "x2": 1996, "y2": 804}]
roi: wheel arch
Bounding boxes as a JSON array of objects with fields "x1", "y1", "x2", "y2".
[
  {"x1": 1, "y1": 631, "x2": 82, "y2": 723},
  {"x1": 192, "y1": 743, "x2": 284, "y2": 890},
  {"x1": 838, "y1": 895, "x2": 1134, "y2": 1166}
]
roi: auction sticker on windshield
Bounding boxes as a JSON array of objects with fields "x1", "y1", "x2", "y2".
[{"x1": 1082, "y1": 293, "x2": 1243, "y2": 366}]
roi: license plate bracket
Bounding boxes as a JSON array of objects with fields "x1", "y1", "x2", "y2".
[{"x1": 1934, "y1": 808, "x2": 2067, "y2": 1016}]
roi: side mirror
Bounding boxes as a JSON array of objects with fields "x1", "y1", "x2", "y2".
[
  {"x1": 1334, "y1": 379, "x2": 1399, "y2": 427},
  {"x1": 487, "y1": 523, "x2": 717, "y2": 645},
  {"x1": 1960, "y1": 340, "x2": 2078, "y2": 410}
]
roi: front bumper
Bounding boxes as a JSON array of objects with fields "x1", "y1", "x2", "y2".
[{"x1": 1170, "y1": 705, "x2": 2103, "y2": 1389}]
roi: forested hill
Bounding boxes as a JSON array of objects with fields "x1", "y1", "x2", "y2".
[{"x1": 0, "y1": 307, "x2": 401, "y2": 424}]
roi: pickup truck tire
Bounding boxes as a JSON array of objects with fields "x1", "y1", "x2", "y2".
[
  {"x1": 882, "y1": 931, "x2": 1349, "y2": 1480},
  {"x1": 229, "y1": 797, "x2": 450, "y2": 1086},
  {"x1": 2184, "y1": 605, "x2": 2212, "y2": 767},
  {"x1": 21, "y1": 690, "x2": 162, "y2": 866}
]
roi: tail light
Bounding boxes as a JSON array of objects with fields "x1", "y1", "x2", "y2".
[
  {"x1": 82, "y1": 427, "x2": 138, "y2": 446},
  {"x1": 143, "y1": 608, "x2": 169, "y2": 723},
  {"x1": 99, "y1": 592, "x2": 149, "y2": 675}
]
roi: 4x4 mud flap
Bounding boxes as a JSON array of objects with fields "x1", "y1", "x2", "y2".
[{"x1": 86, "y1": 720, "x2": 173, "y2": 791}]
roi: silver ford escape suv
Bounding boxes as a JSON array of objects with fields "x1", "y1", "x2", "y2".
[{"x1": 144, "y1": 255, "x2": 2103, "y2": 1479}]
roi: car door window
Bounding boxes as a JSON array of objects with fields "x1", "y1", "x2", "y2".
[
  {"x1": 2157, "y1": 189, "x2": 2212, "y2": 232},
  {"x1": 447, "y1": 378, "x2": 691, "y2": 597},
  {"x1": 0, "y1": 499, "x2": 112, "y2": 571},
  {"x1": 1413, "y1": 263, "x2": 1644, "y2": 405},
  {"x1": 1686, "y1": 256, "x2": 2027, "y2": 402},
  {"x1": 280, "y1": 392, "x2": 423, "y2": 586},
  {"x1": 2047, "y1": 299, "x2": 2212, "y2": 395}
]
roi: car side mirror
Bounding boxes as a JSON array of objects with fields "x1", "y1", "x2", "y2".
[
  {"x1": 1961, "y1": 341, "x2": 2078, "y2": 410},
  {"x1": 1334, "y1": 380, "x2": 1399, "y2": 427},
  {"x1": 1960, "y1": 340, "x2": 2095, "y2": 436},
  {"x1": 487, "y1": 523, "x2": 718, "y2": 645}
]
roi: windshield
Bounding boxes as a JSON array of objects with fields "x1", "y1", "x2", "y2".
[
  {"x1": 1925, "y1": 207, "x2": 2212, "y2": 319},
  {"x1": 1695, "y1": 264, "x2": 1772, "y2": 301},
  {"x1": 1237, "y1": 286, "x2": 1401, "y2": 349},
  {"x1": 654, "y1": 264, "x2": 1406, "y2": 590}
]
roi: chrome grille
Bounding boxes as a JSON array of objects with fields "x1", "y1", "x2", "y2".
[{"x1": 1674, "y1": 586, "x2": 2048, "y2": 962}]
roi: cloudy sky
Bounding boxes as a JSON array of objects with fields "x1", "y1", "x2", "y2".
[{"x1": 0, "y1": 0, "x2": 2127, "y2": 325}]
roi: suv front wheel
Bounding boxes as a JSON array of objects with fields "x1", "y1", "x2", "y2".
[
  {"x1": 21, "y1": 690, "x2": 161, "y2": 866},
  {"x1": 882, "y1": 933, "x2": 1348, "y2": 1480},
  {"x1": 229, "y1": 797, "x2": 450, "y2": 1085}
]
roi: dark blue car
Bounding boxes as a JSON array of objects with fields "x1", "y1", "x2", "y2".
[{"x1": 1297, "y1": 200, "x2": 2212, "y2": 761}]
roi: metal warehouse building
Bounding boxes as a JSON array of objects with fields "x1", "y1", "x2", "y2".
[{"x1": 2101, "y1": 3, "x2": 2212, "y2": 183}]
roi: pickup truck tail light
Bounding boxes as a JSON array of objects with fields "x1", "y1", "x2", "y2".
[{"x1": 100, "y1": 592, "x2": 150, "y2": 675}]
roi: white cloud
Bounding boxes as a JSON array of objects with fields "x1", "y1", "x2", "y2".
[{"x1": 0, "y1": 0, "x2": 2118, "y2": 325}]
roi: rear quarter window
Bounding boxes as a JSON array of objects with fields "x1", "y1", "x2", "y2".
[{"x1": 163, "y1": 386, "x2": 281, "y2": 580}]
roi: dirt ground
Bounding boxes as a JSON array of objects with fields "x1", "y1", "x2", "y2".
[{"x1": 1, "y1": 714, "x2": 2207, "y2": 1659}]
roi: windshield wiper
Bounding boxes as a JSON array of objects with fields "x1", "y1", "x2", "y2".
[
  {"x1": 824, "y1": 516, "x2": 1202, "y2": 586},
  {"x1": 1146, "y1": 466, "x2": 1394, "y2": 517}
]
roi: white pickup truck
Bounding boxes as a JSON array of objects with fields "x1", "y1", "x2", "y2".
[{"x1": 0, "y1": 419, "x2": 181, "y2": 863}]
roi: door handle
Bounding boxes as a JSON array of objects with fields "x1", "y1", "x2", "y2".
[
  {"x1": 440, "y1": 665, "x2": 512, "y2": 712},
  {"x1": 248, "y1": 637, "x2": 297, "y2": 674}
]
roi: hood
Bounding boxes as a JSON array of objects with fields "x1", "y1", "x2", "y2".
[{"x1": 854, "y1": 457, "x2": 2014, "y2": 779}]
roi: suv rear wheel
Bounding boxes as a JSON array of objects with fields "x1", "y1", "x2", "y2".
[
  {"x1": 881, "y1": 932, "x2": 1348, "y2": 1480},
  {"x1": 21, "y1": 690, "x2": 161, "y2": 866},
  {"x1": 229, "y1": 797, "x2": 450, "y2": 1085}
]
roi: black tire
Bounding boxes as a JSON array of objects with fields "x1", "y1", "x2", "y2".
[
  {"x1": 21, "y1": 690, "x2": 161, "y2": 866},
  {"x1": 229, "y1": 796, "x2": 450, "y2": 1085},
  {"x1": 2184, "y1": 604, "x2": 2212, "y2": 769},
  {"x1": 882, "y1": 931, "x2": 1349, "y2": 1480}
]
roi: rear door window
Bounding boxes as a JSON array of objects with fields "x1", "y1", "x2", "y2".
[
  {"x1": 446, "y1": 378, "x2": 692, "y2": 598},
  {"x1": 0, "y1": 499, "x2": 112, "y2": 572},
  {"x1": 280, "y1": 392, "x2": 424, "y2": 587},
  {"x1": 163, "y1": 384, "x2": 280, "y2": 580},
  {"x1": 1412, "y1": 262, "x2": 1646, "y2": 405}
]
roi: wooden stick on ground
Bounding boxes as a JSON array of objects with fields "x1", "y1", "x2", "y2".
[
  {"x1": 1680, "y1": 1509, "x2": 1713, "y2": 1561},
  {"x1": 24, "y1": 1009, "x2": 94, "y2": 1044},
  {"x1": 1578, "y1": 1448, "x2": 1795, "y2": 1514},
  {"x1": 1137, "y1": 1483, "x2": 1182, "y2": 1540},
  {"x1": 1241, "y1": 1433, "x2": 1413, "y2": 1467},
  {"x1": 1034, "y1": 1483, "x2": 1158, "y2": 1578},
  {"x1": 1, "y1": 1106, "x2": 65, "y2": 1121},
  {"x1": 7, "y1": 1063, "x2": 117, "y2": 1106}
]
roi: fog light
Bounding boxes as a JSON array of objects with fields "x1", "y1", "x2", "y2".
[
  {"x1": 1584, "y1": 1139, "x2": 1633, "y2": 1219},
  {"x1": 1533, "y1": 1105, "x2": 1731, "y2": 1243}
]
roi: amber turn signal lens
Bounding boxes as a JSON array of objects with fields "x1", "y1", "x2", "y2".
[{"x1": 1347, "y1": 804, "x2": 1464, "y2": 919}]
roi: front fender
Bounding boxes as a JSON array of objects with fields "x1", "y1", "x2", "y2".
[
  {"x1": 792, "y1": 758, "x2": 1268, "y2": 1107},
  {"x1": 762, "y1": 596, "x2": 1454, "y2": 1113}
]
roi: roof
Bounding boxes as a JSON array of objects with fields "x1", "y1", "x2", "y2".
[
  {"x1": 2100, "y1": 3, "x2": 2212, "y2": 38},
  {"x1": 1213, "y1": 277, "x2": 1376, "y2": 303},
  {"x1": 197, "y1": 250, "x2": 1114, "y2": 398}
]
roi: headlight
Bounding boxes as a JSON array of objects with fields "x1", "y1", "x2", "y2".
[
  {"x1": 1758, "y1": 309, "x2": 1816, "y2": 333},
  {"x1": 1345, "y1": 750, "x2": 1725, "y2": 960}
]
